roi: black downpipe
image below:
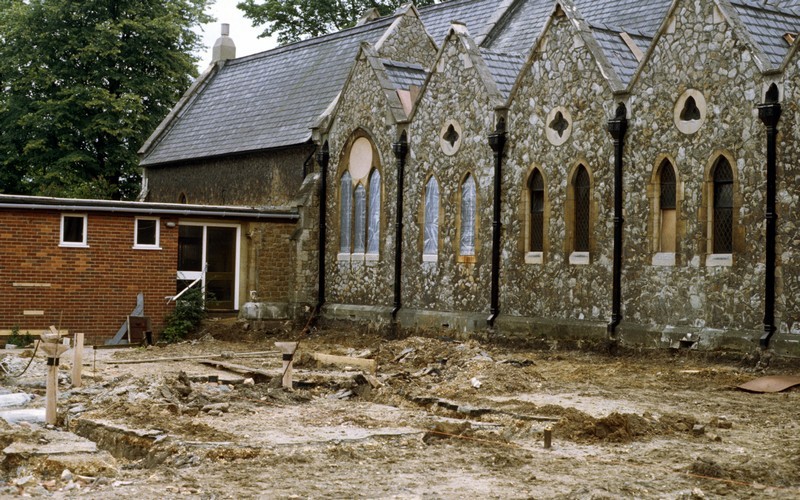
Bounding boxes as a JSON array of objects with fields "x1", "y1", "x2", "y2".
[
  {"x1": 758, "y1": 85, "x2": 781, "y2": 349},
  {"x1": 316, "y1": 142, "x2": 330, "y2": 310},
  {"x1": 391, "y1": 132, "x2": 408, "y2": 321},
  {"x1": 302, "y1": 146, "x2": 317, "y2": 179},
  {"x1": 487, "y1": 118, "x2": 506, "y2": 328},
  {"x1": 607, "y1": 103, "x2": 628, "y2": 338}
]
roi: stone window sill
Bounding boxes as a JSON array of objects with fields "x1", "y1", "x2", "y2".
[
  {"x1": 458, "y1": 255, "x2": 476, "y2": 264},
  {"x1": 525, "y1": 251, "x2": 543, "y2": 265},
  {"x1": 337, "y1": 252, "x2": 351, "y2": 262},
  {"x1": 569, "y1": 252, "x2": 590, "y2": 265},
  {"x1": 706, "y1": 253, "x2": 733, "y2": 267},
  {"x1": 652, "y1": 252, "x2": 676, "y2": 267},
  {"x1": 422, "y1": 254, "x2": 438, "y2": 263}
]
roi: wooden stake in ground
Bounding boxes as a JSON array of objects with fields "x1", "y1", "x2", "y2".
[
  {"x1": 39, "y1": 330, "x2": 69, "y2": 426},
  {"x1": 72, "y1": 332, "x2": 84, "y2": 388},
  {"x1": 275, "y1": 342, "x2": 298, "y2": 390}
]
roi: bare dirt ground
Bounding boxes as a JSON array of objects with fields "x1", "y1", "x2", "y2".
[{"x1": 2, "y1": 318, "x2": 800, "y2": 498}]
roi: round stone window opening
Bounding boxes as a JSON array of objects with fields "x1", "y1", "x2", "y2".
[
  {"x1": 440, "y1": 120, "x2": 463, "y2": 156},
  {"x1": 673, "y1": 89, "x2": 707, "y2": 135},
  {"x1": 348, "y1": 137, "x2": 373, "y2": 180},
  {"x1": 545, "y1": 107, "x2": 572, "y2": 146}
]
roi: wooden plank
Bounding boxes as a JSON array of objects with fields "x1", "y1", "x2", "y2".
[
  {"x1": 109, "y1": 351, "x2": 279, "y2": 365},
  {"x1": 311, "y1": 353, "x2": 377, "y2": 374},
  {"x1": 195, "y1": 359, "x2": 274, "y2": 382}
]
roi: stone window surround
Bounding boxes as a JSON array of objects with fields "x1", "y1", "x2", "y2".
[
  {"x1": 440, "y1": 119, "x2": 463, "y2": 156},
  {"x1": 133, "y1": 216, "x2": 162, "y2": 250},
  {"x1": 60, "y1": 213, "x2": 88, "y2": 248},
  {"x1": 545, "y1": 106, "x2": 573, "y2": 147},
  {"x1": 648, "y1": 155, "x2": 684, "y2": 267},
  {"x1": 564, "y1": 162, "x2": 595, "y2": 265},
  {"x1": 673, "y1": 89, "x2": 707, "y2": 135},
  {"x1": 456, "y1": 171, "x2": 479, "y2": 264},
  {"x1": 701, "y1": 151, "x2": 740, "y2": 268},
  {"x1": 420, "y1": 173, "x2": 443, "y2": 263},
  {"x1": 336, "y1": 131, "x2": 384, "y2": 266},
  {"x1": 521, "y1": 165, "x2": 550, "y2": 265}
]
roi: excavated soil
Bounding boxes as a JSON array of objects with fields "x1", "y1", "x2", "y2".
[{"x1": 1, "y1": 318, "x2": 799, "y2": 498}]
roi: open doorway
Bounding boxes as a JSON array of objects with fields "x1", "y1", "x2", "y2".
[{"x1": 177, "y1": 223, "x2": 240, "y2": 311}]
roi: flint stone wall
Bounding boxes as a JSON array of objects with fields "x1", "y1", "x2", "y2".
[
  {"x1": 401, "y1": 32, "x2": 500, "y2": 315},
  {"x1": 325, "y1": 55, "x2": 398, "y2": 307},
  {"x1": 623, "y1": 1, "x2": 767, "y2": 335},
  {"x1": 502, "y1": 14, "x2": 616, "y2": 324}
]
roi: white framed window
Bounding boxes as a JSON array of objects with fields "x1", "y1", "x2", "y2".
[
  {"x1": 366, "y1": 169, "x2": 381, "y2": 256},
  {"x1": 134, "y1": 217, "x2": 161, "y2": 250},
  {"x1": 423, "y1": 176, "x2": 440, "y2": 261},
  {"x1": 339, "y1": 172, "x2": 353, "y2": 258},
  {"x1": 60, "y1": 214, "x2": 88, "y2": 247},
  {"x1": 459, "y1": 174, "x2": 476, "y2": 259}
]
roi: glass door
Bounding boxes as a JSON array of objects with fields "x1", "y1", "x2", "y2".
[{"x1": 176, "y1": 224, "x2": 240, "y2": 311}]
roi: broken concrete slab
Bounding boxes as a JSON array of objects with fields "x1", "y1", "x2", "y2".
[
  {"x1": 0, "y1": 408, "x2": 45, "y2": 424},
  {"x1": 70, "y1": 418, "x2": 166, "y2": 461},
  {"x1": 0, "y1": 393, "x2": 34, "y2": 408}
]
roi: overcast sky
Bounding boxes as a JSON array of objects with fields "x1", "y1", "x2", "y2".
[{"x1": 194, "y1": 0, "x2": 278, "y2": 71}]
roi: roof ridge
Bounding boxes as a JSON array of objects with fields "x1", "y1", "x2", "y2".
[
  {"x1": 227, "y1": 16, "x2": 397, "y2": 65},
  {"x1": 381, "y1": 59, "x2": 426, "y2": 70},
  {"x1": 480, "y1": 48, "x2": 526, "y2": 58},
  {"x1": 730, "y1": 0, "x2": 800, "y2": 17},
  {"x1": 417, "y1": 0, "x2": 493, "y2": 15}
]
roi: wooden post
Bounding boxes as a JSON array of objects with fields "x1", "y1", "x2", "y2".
[
  {"x1": 274, "y1": 342, "x2": 298, "y2": 390},
  {"x1": 40, "y1": 341, "x2": 68, "y2": 426},
  {"x1": 72, "y1": 333, "x2": 84, "y2": 388}
]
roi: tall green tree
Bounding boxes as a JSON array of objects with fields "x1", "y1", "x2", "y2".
[
  {"x1": 238, "y1": 0, "x2": 439, "y2": 45},
  {"x1": 0, "y1": 0, "x2": 211, "y2": 200}
]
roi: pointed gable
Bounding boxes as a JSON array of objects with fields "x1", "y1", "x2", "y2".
[{"x1": 373, "y1": 4, "x2": 438, "y2": 67}]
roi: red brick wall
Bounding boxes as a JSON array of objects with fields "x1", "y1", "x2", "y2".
[{"x1": 0, "y1": 209, "x2": 178, "y2": 345}]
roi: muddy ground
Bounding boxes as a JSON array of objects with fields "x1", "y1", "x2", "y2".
[{"x1": 1, "y1": 318, "x2": 799, "y2": 498}]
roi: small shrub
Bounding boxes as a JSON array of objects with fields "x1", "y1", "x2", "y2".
[
  {"x1": 161, "y1": 287, "x2": 206, "y2": 343},
  {"x1": 7, "y1": 325, "x2": 34, "y2": 347}
]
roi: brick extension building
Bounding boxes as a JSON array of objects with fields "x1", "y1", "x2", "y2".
[{"x1": 0, "y1": 195, "x2": 298, "y2": 345}]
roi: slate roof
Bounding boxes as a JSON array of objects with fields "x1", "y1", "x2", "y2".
[
  {"x1": 481, "y1": 49, "x2": 526, "y2": 99},
  {"x1": 141, "y1": 0, "x2": 507, "y2": 167},
  {"x1": 418, "y1": 0, "x2": 507, "y2": 43},
  {"x1": 483, "y1": 0, "x2": 552, "y2": 54},
  {"x1": 140, "y1": 18, "x2": 397, "y2": 166},
  {"x1": 383, "y1": 60, "x2": 428, "y2": 90},
  {"x1": 591, "y1": 28, "x2": 647, "y2": 85},
  {"x1": 576, "y1": 0, "x2": 671, "y2": 37},
  {"x1": 731, "y1": 0, "x2": 800, "y2": 67},
  {"x1": 141, "y1": 0, "x2": 800, "y2": 167}
]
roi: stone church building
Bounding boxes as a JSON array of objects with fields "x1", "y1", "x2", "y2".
[{"x1": 138, "y1": 0, "x2": 800, "y2": 354}]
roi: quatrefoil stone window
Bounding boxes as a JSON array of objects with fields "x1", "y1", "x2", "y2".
[
  {"x1": 545, "y1": 107, "x2": 572, "y2": 146},
  {"x1": 440, "y1": 119, "x2": 463, "y2": 156},
  {"x1": 673, "y1": 89, "x2": 707, "y2": 135}
]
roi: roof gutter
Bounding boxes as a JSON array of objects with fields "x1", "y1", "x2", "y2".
[{"x1": 0, "y1": 203, "x2": 299, "y2": 221}]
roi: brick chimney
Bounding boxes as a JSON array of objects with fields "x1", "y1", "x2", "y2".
[{"x1": 212, "y1": 23, "x2": 236, "y2": 63}]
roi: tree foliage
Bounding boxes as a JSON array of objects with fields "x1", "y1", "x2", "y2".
[
  {"x1": 238, "y1": 0, "x2": 440, "y2": 45},
  {"x1": 0, "y1": 0, "x2": 211, "y2": 199}
]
